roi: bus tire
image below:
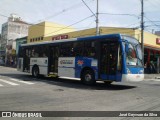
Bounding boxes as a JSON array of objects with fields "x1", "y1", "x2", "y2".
[
  {"x1": 104, "y1": 81, "x2": 113, "y2": 85},
  {"x1": 32, "y1": 66, "x2": 39, "y2": 78},
  {"x1": 81, "y1": 69, "x2": 96, "y2": 85}
]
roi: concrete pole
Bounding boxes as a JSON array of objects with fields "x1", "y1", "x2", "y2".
[
  {"x1": 141, "y1": 0, "x2": 144, "y2": 66},
  {"x1": 96, "y1": 0, "x2": 99, "y2": 36},
  {"x1": 157, "y1": 57, "x2": 160, "y2": 73}
]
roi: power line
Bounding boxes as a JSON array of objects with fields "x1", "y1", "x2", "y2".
[
  {"x1": 42, "y1": 15, "x2": 94, "y2": 37},
  {"x1": 144, "y1": 16, "x2": 160, "y2": 28},
  {"x1": 144, "y1": 0, "x2": 160, "y2": 22},
  {"x1": 82, "y1": 0, "x2": 96, "y2": 18},
  {"x1": 145, "y1": 0, "x2": 160, "y2": 9},
  {"x1": 145, "y1": 21, "x2": 160, "y2": 22},
  {"x1": 0, "y1": 14, "x2": 8, "y2": 18},
  {"x1": 34, "y1": 0, "x2": 94, "y2": 23},
  {"x1": 99, "y1": 13, "x2": 140, "y2": 18}
]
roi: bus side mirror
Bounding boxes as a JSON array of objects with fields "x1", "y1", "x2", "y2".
[{"x1": 125, "y1": 43, "x2": 129, "y2": 53}]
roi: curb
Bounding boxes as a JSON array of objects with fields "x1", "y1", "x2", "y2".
[{"x1": 144, "y1": 79, "x2": 160, "y2": 81}]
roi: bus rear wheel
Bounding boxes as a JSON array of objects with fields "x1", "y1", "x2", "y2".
[
  {"x1": 81, "y1": 69, "x2": 95, "y2": 85},
  {"x1": 32, "y1": 66, "x2": 39, "y2": 78}
]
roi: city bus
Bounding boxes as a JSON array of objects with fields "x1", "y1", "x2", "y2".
[{"x1": 17, "y1": 34, "x2": 144, "y2": 85}]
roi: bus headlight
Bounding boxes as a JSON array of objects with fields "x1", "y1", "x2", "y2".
[{"x1": 127, "y1": 68, "x2": 131, "y2": 74}]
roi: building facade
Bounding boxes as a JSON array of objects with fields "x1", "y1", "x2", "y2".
[
  {"x1": 27, "y1": 21, "x2": 75, "y2": 43},
  {"x1": 0, "y1": 14, "x2": 29, "y2": 65},
  {"x1": 27, "y1": 24, "x2": 160, "y2": 73}
]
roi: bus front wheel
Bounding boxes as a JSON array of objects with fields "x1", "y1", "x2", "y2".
[
  {"x1": 104, "y1": 81, "x2": 113, "y2": 85},
  {"x1": 32, "y1": 66, "x2": 39, "y2": 78},
  {"x1": 81, "y1": 69, "x2": 95, "y2": 85}
]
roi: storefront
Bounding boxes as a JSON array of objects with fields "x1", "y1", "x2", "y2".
[{"x1": 144, "y1": 38, "x2": 160, "y2": 73}]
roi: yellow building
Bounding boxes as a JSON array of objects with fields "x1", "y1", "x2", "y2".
[
  {"x1": 46, "y1": 27, "x2": 160, "y2": 50},
  {"x1": 28, "y1": 24, "x2": 160, "y2": 73},
  {"x1": 28, "y1": 24, "x2": 160, "y2": 53},
  {"x1": 27, "y1": 21, "x2": 75, "y2": 43}
]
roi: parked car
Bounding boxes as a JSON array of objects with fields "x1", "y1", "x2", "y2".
[{"x1": 0, "y1": 59, "x2": 5, "y2": 66}]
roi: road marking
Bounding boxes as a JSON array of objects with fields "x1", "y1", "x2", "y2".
[
  {"x1": 0, "y1": 79, "x2": 19, "y2": 86},
  {"x1": 10, "y1": 78, "x2": 34, "y2": 85},
  {"x1": 0, "y1": 84, "x2": 3, "y2": 87}
]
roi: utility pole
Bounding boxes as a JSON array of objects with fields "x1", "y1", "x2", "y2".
[
  {"x1": 141, "y1": 0, "x2": 144, "y2": 66},
  {"x1": 96, "y1": 0, "x2": 99, "y2": 35}
]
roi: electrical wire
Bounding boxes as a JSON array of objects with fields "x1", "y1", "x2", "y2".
[
  {"x1": 81, "y1": 0, "x2": 96, "y2": 18},
  {"x1": 99, "y1": 12, "x2": 140, "y2": 18},
  {"x1": 144, "y1": 16, "x2": 160, "y2": 29},
  {"x1": 0, "y1": 14, "x2": 9, "y2": 18},
  {"x1": 42, "y1": 15, "x2": 94, "y2": 37},
  {"x1": 33, "y1": 0, "x2": 95, "y2": 23}
]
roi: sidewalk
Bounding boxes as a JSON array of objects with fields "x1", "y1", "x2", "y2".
[{"x1": 144, "y1": 74, "x2": 160, "y2": 80}]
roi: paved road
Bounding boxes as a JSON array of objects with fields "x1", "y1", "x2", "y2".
[{"x1": 0, "y1": 66, "x2": 160, "y2": 120}]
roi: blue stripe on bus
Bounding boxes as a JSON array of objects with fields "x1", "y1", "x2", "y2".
[{"x1": 77, "y1": 34, "x2": 121, "y2": 41}]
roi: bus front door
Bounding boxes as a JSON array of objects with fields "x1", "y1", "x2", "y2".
[
  {"x1": 100, "y1": 42, "x2": 122, "y2": 82},
  {"x1": 49, "y1": 46, "x2": 59, "y2": 76}
]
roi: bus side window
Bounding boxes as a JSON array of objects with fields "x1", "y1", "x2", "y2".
[
  {"x1": 84, "y1": 41, "x2": 96, "y2": 58},
  {"x1": 39, "y1": 46, "x2": 48, "y2": 57},
  {"x1": 31, "y1": 48, "x2": 35, "y2": 57},
  {"x1": 31, "y1": 47, "x2": 39, "y2": 57},
  {"x1": 73, "y1": 42, "x2": 84, "y2": 56},
  {"x1": 55, "y1": 47, "x2": 59, "y2": 57},
  {"x1": 60, "y1": 43, "x2": 73, "y2": 57}
]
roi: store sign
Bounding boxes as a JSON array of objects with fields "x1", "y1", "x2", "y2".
[
  {"x1": 52, "y1": 35, "x2": 68, "y2": 41},
  {"x1": 156, "y1": 38, "x2": 160, "y2": 45}
]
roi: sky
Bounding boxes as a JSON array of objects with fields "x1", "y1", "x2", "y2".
[{"x1": 0, "y1": 0, "x2": 160, "y2": 33}]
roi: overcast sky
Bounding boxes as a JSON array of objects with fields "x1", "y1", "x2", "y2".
[{"x1": 0, "y1": 0, "x2": 160, "y2": 33}]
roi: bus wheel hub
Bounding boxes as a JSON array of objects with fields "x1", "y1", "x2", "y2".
[{"x1": 85, "y1": 74, "x2": 91, "y2": 81}]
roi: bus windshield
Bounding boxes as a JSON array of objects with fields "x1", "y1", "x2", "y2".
[
  {"x1": 122, "y1": 36, "x2": 143, "y2": 67},
  {"x1": 126, "y1": 43, "x2": 142, "y2": 66}
]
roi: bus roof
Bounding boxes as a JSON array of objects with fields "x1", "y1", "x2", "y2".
[{"x1": 21, "y1": 33, "x2": 122, "y2": 47}]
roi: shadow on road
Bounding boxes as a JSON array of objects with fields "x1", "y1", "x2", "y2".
[{"x1": 0, "y1": 73, "x2": 137, "y2": 91}]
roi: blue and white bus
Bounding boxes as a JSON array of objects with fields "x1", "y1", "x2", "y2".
[{"x1": 17, "y1": 34, "x2": 144, "y2": 85}]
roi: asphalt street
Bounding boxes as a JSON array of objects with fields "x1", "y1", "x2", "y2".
[{"x1": 0, "y1": 66, "x2": 160, "y2": 120}]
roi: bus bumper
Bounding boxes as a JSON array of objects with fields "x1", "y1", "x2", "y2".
[{"x1": 122, "y1": 74, "x2": 144, "y2": 82}]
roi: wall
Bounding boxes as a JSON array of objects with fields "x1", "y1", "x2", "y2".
[
  {"x1": 27, "y1": 21, "x2": 75, "y2": 43},
  {"x1": 100, "y1": 27, "x2": 136, "y2": 37},
  {"x1": 135, "y1": 30, "x2": 160, "y2": 49},
  {"x1": 27, "y1": 22, "x2": 45, "y2": 43}
]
